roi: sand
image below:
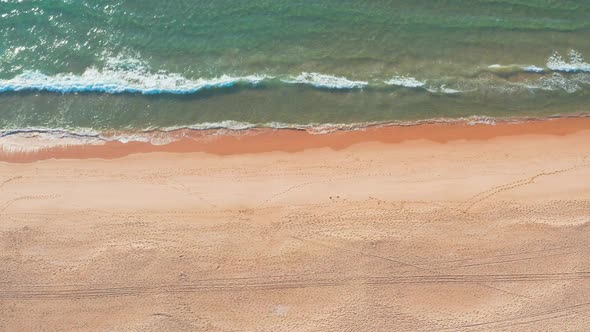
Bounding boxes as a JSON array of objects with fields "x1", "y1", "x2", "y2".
[{"x1": 1, "y1": 119, "x2": 589, "y2": 331}]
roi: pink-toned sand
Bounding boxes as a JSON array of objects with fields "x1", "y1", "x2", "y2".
[{"x1": 0, "y1": 118, "x2": 589, "y2": 331}]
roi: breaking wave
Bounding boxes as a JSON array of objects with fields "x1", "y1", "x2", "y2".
[
  {"x1": 486, "y1": 64, "x2": 545, "y2": 74},
  {"x1": 547, "y1": 50, "x2": 590, "y2": 73},
  {"x1": 0, "y1": 50, "x2": 588, "y2": 96},
  {"x1": 280, "y1": 72, "x2": 368, "y2": 89},
  {"x1": 0, "y1": 70, "x2": 270, "y2": 95},
  {"x1": 384, "y1": 76, "x2": 425, "y2": 88}
]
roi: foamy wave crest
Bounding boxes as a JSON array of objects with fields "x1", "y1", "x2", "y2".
[
  {"x1": 523, "y1": 65, "x2": 545, "y2": 73},
  {"x1": 0, "y1": 69, "x2": 270, "y2": 94},
  {"x1": 384, "y1": 76, "x2": 425, "y2": 88},
  {"x1": 487, "y1": 64, "x2": 545, "y2": 74},
  {"x1": 281, "y1": 72, "x2": 368, "y2": 89},
  {"x1": 384, "y1": 76, "x2": 469, "y2": 94},
  {"x1": 425, "y1": 85, "x2": 463, "y2": 94},
  {"x1": 547, "y1": 50, "x2": 590, "y2": 73}
]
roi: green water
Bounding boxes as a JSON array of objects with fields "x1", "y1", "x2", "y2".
[{"x1": 1, "y1": 0, "x2": 589, "y2": 130}]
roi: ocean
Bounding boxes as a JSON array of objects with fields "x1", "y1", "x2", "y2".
[{"x1": 1, "y1": 0, "x2": 589, "y2": 136}]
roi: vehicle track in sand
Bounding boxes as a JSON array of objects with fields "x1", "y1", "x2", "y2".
[{"x1": 2, "y1": 272, "x2": 588, "y2": 300}]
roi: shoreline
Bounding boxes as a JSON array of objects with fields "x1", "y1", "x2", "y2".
[{"x1": 1, "y1": 115, "x2": 590, "y2": 163}]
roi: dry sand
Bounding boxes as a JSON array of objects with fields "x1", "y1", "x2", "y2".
[{"x1": 1, "y1": 119, "x2": 589, "y2": 331}]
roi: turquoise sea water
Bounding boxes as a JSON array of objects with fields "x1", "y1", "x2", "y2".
[{"x1": 1, "y1": 0, "x2": 589, "y2": 132}]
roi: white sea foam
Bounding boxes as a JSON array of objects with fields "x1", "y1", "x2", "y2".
[
  {"x1": 523, "y1": 65, "x2": 545, "y2": 73},
  {"x1": 571, "y1": 73, "x2": 590, "y2": 85},
  {"x1": 0, "y1": 54, "x2": 271, "y2": 94},
  {"x1": 0, "y1": 69, "x2": 370, "y2": 94},
  {"x1": 465, "y1": 116, "x2": 497, "y2": 125},
  {"x1": 184, "y1": 120, "x2": 258, "y2": 131},
  {"x1": 281, "y1": 72, "x2": 368, "y2": 89},
  {"x1": 487, "y1": 64, "x2": 514, "y2": 71},
  {"x1": 425, "y1": 85, "x2": 463, "y2": 94},
  {"x1": 487, "y1": 64, "x2": 545, "y2": 74},
  {"x1": 0, "y1": 68, "x2": 271, "y2": 94},
  {"x1": 2, "y1": 52, "x2": 590, "y2": 99},
  {"x1": 384, "y1": 75, "x2": 425, "y2": 88},
  {"x1": 547, "y1": 50, "x2": 590, "y2": 73},
  {"x1": 535, "y1": 73, "x2": 581, "y2": 93}
]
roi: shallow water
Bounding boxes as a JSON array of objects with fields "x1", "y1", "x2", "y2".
[{"x1": 1, "y1": 0, "x2": 589, "y2": 131}]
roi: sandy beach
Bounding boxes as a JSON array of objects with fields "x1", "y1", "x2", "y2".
[{"x1": 1, "y1": 118, "x2": 589, "y2": 331}]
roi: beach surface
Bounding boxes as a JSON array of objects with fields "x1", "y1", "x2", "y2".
[{"x1": 1, "y1": 119, "x2": 589, "y2": 331}]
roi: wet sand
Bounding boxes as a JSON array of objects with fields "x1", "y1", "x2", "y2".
[
  {"x1": 0, "y1": 118, "x2": 589, "y2": 331},
  {"x1": 2, "y1": 116, "x2": 590, "y2": 163}
]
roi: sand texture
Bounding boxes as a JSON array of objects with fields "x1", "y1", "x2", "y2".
[{"x1": 1, "y1": 123, "x2": 589, "y2": 331}]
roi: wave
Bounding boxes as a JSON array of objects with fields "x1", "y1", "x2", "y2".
[
  {"x1": 425, "y1": 85, "x2": 464, "y2": 94},
  {"x1": 0, "y1": 50, "x2": 588, "y2": 96},
  {"x1": 0, "y1": 70, "x2": 472, "y2": 96},
  {"x1": 381, "y1": 72, "x2": 581, "y2": 95},
  {"x1": 280, "y1": 72, "x2": 368, "y2": 89},
  {"x1": 384, "y1": 76, "x2": 425, "y2": 88},
  {"x1": 0, "y1": 69, "x2": 270, "y2": 95},
  {"x1": 0, "y1": 70, "x2": 367, "y2": 94},
  {"x1": 486, "y1": 64, "x2": 545, "y2": 74},
  {"x1": 0, "y1": 70, "x2": 585, "y2": 97},
  {"x1": 384, "y1": 75, "x2": 470, "y2": 94},
  {"x1": 523, "y1": 65, "x2": 546, "y2": 73},
  {"x1": 469, "y1": 50, "x2": 590, "y2": 76},
  {"x1": 547, "y1": 50, "x2": 590, "y2": 73}
]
